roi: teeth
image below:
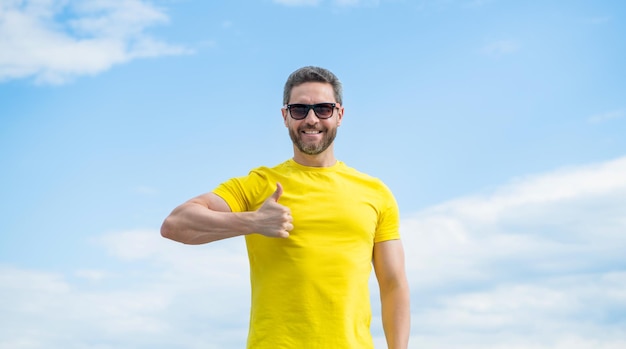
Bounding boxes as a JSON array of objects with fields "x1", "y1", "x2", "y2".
[{"x1": 303, "y1": 130, "x2": 321, "y2": 134}]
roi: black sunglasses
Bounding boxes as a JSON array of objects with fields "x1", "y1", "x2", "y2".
[{"x1": 286, "y1": 103, "x2": 337, "y2": 120}]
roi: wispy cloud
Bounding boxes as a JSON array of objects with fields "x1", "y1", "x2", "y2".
[
  {"x1": 588, "y1": 109, "x2": 625, "y2": 124},
  {"x1": 0, "y1": 0, "x2": 191, "y2": 85},
  {"x1": 272, "y1": 0, "x2": 378, "y2": 7},
  {"x1": 1, "y1": 157, "x2": 626, "y2": 348}
]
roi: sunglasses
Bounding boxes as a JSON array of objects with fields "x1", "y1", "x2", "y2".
[{"x1": 286, "y1": 103, "x2": 337, "y2": 120}]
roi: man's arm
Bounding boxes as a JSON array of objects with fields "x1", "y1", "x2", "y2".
[
  {"x1": 373, "y1": 239, "x2": 411, "y2": 349},
  {"x1": 160, "y1": 183, "x2": 293, "y2": 244}
]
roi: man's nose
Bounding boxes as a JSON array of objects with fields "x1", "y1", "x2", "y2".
[{"x1": 303, "y1": 108, "x2": 319, "y2": 123}]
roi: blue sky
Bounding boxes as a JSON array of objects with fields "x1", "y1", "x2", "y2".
[{"x1": 1, "y1": 0, "x2": 625, "y2": 348}]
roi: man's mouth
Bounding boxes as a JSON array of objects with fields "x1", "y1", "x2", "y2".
[{"x1": 301, "y1": 130, "x2": 322, "y2": 134}]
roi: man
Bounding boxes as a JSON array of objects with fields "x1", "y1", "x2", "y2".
[{"x1": 161, "y1": 66, "x2": 410, "y2": 348}]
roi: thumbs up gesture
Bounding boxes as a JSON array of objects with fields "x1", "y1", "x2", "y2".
[{"x1": 254, "y1": 183, "x2": 293, "y2": 238}]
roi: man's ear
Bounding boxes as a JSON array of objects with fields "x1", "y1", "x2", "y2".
[
  {"x1": 336, "y1": 106, "x2": 344, "y2": 126},
  {"x1": 281, "y1": 107, "x2": 289, "y2": 126}
]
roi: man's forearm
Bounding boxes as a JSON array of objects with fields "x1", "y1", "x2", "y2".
[
  {"x1": 161, "y1": 202, "x2": 255, "y2": 244},
  {"x1": 380, "y1": 283, "x2": 411, "y2": 349}
]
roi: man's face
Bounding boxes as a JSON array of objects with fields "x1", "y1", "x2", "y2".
[{"x1": 282, "y1": 82, "x2": 343, "y2": 156}]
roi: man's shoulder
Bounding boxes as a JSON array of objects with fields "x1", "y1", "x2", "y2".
[
  {"x1": 337, "y1": 161, "x2": 384, "y2": 183},
  {"x1": 248, "y1": 159, "x2": 292, "y2": 175}
]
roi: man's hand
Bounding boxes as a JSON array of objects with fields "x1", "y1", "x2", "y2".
[{"x1": 254, "y1": 183, "x2": 293, "y2": 238}]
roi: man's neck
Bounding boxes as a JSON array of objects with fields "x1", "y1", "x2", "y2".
[{"x1": 292, "y1": 148, "x2": 337, "y2": 168}]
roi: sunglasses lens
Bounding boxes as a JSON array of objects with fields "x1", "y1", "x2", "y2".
[
  {"x1": 289, "y1": 105, "x2": 309, "y2": 119},
  {"x1": 313, "y1": 104, "x2": 334, "y2": 118}
]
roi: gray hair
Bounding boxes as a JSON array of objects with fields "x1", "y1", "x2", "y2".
[{"x1": 283, "y1": 66, "x2": 343, "y2": 105}]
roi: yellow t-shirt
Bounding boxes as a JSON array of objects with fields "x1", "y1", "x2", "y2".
[{"x1": 213, "y1": 159, "x2": 400, "y2": 348}]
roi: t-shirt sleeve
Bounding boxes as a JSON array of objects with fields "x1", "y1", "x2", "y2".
[
  {"x1": 374, "y1": 183, "x2": 401, "y2": 243},
  {"x1": 212, "y1": 169, "x2": 271, "y2": 213}
]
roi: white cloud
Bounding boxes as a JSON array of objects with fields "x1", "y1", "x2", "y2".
[
  {"x1": 399, "y1": 155, "x2": 626, "y2": 348},
  {"x1": 74, "y1": 269, "x2": 115, "y2": 282},
  {"x1": 0, "y1": 231, "x2": 251, "y2": 348},
  {"x1": 1, "y1": 157, "x2": 626, "y2": 348},
  {"x1": 0, "y1": 0, "x2": 191, "y2": 84}
]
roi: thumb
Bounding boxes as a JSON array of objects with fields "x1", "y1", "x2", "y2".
[{"x1": 270, "y1": 182, "x2": 283, "y2": 202}]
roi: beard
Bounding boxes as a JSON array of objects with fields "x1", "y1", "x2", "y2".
[{"x1": 289, "y1": 126, "x2": 337, "y2": 155}]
